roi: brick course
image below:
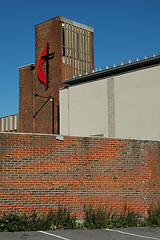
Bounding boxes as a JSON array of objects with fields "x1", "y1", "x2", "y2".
[{"x1": 0, "y1": 133, "x2": 160, "y2": 219}]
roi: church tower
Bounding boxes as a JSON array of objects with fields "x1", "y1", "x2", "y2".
[{"x1": 19, "y1": 16, "x2": 94, "y2": 134}]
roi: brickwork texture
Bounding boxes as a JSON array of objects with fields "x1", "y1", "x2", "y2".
[
  {"x1": 19, "y1": 17, "x2": 63, "y2": 134},
  {"x1": 34, "y1": 17, "x2": 62, "y2": 134},
  {"x1": 19, "y1": 64, "x2": 35, "y2": 133},
  {"x1": 19, "y1": 16, "x2": 94, "y2": 135},
  {"x1": 0, "y1": 133, "x2": 160, "y2": 219}
]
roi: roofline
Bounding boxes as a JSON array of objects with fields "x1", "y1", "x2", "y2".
[
  {"x1": 36, "y1": 16, "x2": 94, "y2": 32},
  {"x1": 64, "y1": 55, "x2": 160, "y2": 85},
  {"x1": 60, "y1": 16, "x2": 94, "y2": 32},
  {"x1": 19, "y1": 63, "x2": 35, "y2": 69}
]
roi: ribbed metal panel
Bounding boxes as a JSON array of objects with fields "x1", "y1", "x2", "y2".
[
  {"x1": 62, "y1": 23, "x2": 93, "y2": 80},
  {"x1": 0, "y1": 114, "x2": 19, "y2": 132}
]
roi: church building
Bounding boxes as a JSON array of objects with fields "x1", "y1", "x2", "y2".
[
  {"x1": 0, "y1": 16, "x2": 160, "y2": 140},
  {"x1": 19, "y1": 16, "x2": 94, "y2": 134},
  {"x1": 60, "y1": 54, "x2": 160, "y2": 140},
  {"x1": 1, "y1": 16, "x2": 160, "y2": 220}
]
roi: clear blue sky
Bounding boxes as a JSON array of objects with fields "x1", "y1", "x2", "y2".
[{"x1": 0, "y1": 0, "x2": 160, "y2": 117}]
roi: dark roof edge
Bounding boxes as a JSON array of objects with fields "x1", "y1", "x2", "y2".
[{"x1": 64, "y1": 55, "x2": 160, "y2": 85}]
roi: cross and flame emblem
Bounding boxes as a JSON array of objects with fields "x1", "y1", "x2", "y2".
[{"x1": 37, "y1": 41, "x2": 55, "y2": 90}]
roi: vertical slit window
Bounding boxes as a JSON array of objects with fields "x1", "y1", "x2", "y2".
[
  {"x1": 62, "y1": 26, "x2": 65, "y2": 56},
  {"x1": 77, "y1": 31, "x2": 79, "y2": 60}
]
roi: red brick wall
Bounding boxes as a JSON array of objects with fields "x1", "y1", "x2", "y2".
[
  {"x1": 19, "y1": 64, "x2": 35, "y2": 133},
  {"x1": 35, "y1": 17, "x2": 63, "y2": 134},
  {"x1": 19, "y1": 17, "x2": 94, "y2": 135},
  {"x1": 1, "y1": 133, "x2": 160, "y2": 219},
  {"x1": 19, "y1": 17, "x2": 64, "y2": 135}
]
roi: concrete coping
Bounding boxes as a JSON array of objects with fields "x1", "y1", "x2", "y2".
[{"x1": 0, "y1": 131, "x2": 160, "y2": 142}]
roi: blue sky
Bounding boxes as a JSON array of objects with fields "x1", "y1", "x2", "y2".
[{"x1": 0, "y1": 0, "x2": 160, "y2": 117}]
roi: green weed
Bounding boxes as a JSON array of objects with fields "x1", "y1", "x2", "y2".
[
  {"x1": 0, "y1": 207, "x2": 76, "y2": 232},
  {"x1": 1, "y1": 204, "x2": 160, "y2": 232}
]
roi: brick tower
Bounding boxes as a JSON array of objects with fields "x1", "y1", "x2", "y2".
[{"x1": 19, "y1": 16, "x2": 94, "y2": 134}]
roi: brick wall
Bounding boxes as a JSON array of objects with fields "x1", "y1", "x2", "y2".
[
  {"x1": 35, "y1": 17, "x2": 63, "y2": 134},
  {"x1": 19, "y1": 64, "x2": 35, "y2": 133},
  {"x1": 19, "y1": 17, "x2": 64, "y2": 135},
  {"x1": 0, "y1": 132, "x2": 160, "y2": 219},
  {"x1": 19, "y1": 16, "x2": 94, "y2": 135}
]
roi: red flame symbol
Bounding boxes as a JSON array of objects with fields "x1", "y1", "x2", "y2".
[{"x1": 37, "y1": 41, "x2": 47, "y2": 90}]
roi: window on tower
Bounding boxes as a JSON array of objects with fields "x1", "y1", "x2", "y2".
[{"x1": 62, "y1": 26, "x2": 65, "y2": 56}]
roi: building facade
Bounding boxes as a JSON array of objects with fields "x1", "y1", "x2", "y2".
[
  {"x1": 60, "y1": 55, "x2": 160, "y2": 140},
  {"x1": 19, "y1": 16, "x2": 94, "y2": 134},
  {"x1": 1, "y1": 16, "x2": 160, "y2": 140}
]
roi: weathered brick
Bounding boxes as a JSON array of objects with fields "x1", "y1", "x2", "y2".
[{"x1": 0, "y1": 132, "x2": 160, "y2": 219}]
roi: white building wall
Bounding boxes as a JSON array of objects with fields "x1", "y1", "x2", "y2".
[
  {"x1": 60, "y1": 87, "x2": 69, "y2": 136},
  {"x1": 114, "y1": 65, "x2": 160, "y2": 140},
  {"x1": 60, "y1": 64, "x2": 160, "y2": 140},
  {"x1": 60, "y1": 79, "x2": 108, "y2": 137}
]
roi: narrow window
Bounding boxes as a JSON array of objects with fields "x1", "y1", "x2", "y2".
[
  {"x1": 62, "y1": 26, "x2": 65, "y2": 56},
  {"x1": 77, "y1": 32, "x2": 79, "y2": 60}
]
